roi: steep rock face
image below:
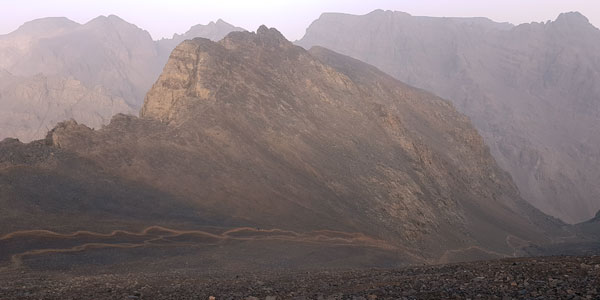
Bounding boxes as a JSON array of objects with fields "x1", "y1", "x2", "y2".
[
  {"x1": 0, "y1": 16, "x2": 244, "y2": 142},
  {"x1": 298, "y1": 10, "x2": 600, "y2": 223},
  {"x1": 0, "y1": 27, "x2": 567, "y2": 268}
]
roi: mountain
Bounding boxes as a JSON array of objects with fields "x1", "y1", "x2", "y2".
[
  {"x1": 298, "y1": 10, "x2": 600, "y2": 223},
  {"x1": 156, "y1": 18, "x2": 245, "y2": 63},
  {"x1": 0, "y1": 27, "x2": 571, "y2": 272},
  {"x1": 0, "y1": 15, "x2": 160, "y2": 108},
  {"x1": 0, "y1": 70, "x2": 134, "y2": 142},
  {"x1": 0, "y1": 16, "x2": 245, "y2": 142}
]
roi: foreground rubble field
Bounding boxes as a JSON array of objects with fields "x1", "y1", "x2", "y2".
[{"x1": 1, "y1": 256, "x2": 598, "y2": 299}]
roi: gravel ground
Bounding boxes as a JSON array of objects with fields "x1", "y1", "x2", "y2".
[{"x1": 0, "y1": 256, "x2": 598, "y2": 299}]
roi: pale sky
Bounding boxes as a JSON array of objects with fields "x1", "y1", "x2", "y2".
[{"x1": 1, "y1": 0, "x2": 598, "y2": 40}]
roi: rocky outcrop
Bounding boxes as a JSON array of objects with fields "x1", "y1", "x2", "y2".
[
  {"x1": 0, "y1": 16, "x2": 244, "y2": 142},
  {"x1": 298, "y1": 10, "x2": 600, "y2": 223},
  {"x1": 0, "y1": 28, "x2": 569, "y2": 268}
]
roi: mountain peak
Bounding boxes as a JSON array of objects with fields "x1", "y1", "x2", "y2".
[
  {"x1": 172, "y1": 20, "x2": 245, "y2": 42},
  {"x1": 256, "y1": 25, "x2": 286, "y2": 40},
  {"x1": 13, "y1": 17, "x2": 79, "y2": 35},
  {"x1": 107, "y1": 14, "x2": 126, "y2": 21},
  {"x1": 554, "y1": 11, "x2": 590, "y2": 26},
  {"x1": 366, "y1": 9, "x2": 411, "y2": 18},
  {"x1": 216, "y1": 19, "x2": 230, "y2": 26},
  {"x1": 187, "y1": 19, "x2": 238, "y2": 32},
  {"x1": 86, "y1": 14, "x2": 132, "y2": 27}
]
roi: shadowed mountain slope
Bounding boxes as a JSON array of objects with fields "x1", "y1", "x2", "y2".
[
  {"x1": 0, "y1": 27, "x2": 572, "y2": 270},
  {"x1": 298, "y1": 10, "x2": 600, "y2": 223}
]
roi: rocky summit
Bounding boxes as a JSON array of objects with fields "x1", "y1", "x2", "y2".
[
  {"x1": 298, "y1": 10, "x2": 600, "y2": 224},
  {"x1": 0, "y1": 27, "x2": 582, "y2": 274}
]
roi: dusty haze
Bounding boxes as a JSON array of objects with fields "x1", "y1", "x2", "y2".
[{"x1": 1, "y1": 0, "x2": 599, "y2": 41}]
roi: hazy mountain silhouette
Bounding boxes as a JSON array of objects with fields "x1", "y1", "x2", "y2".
[
  {"x1": 157, "y1": 18, "x2": 245, "y2": 64},
  {"x1": 0, "y1": 71, "x2": 134, "y2": 142},
  {"x1": 298, "y1": 10, "x2": 600, "y2": 223},
  {"x1": 0, "y1": 16, "x2": 245, "y2": 142},
  {"x1": 0, "y1": 28, "x2": 572, "y2": 270}
]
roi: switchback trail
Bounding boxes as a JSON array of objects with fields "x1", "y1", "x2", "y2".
[
  {"x1": 0, "y1": 225, "x2": 426, "y2": 269},
  {"x1": 436, "y1": 234, "x2": 531, "y2": 264}
]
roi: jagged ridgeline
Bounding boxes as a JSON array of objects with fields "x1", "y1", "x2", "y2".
[{"x1": 0, "y1": 27, "x2": 567, "y2": 271}]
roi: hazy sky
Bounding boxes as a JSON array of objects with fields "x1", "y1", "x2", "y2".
[{"x1": 1, "y1": 0, "x2": 598, "y2": 40}]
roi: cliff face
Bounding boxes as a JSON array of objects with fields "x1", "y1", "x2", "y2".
[
  {"x1": 298, "y1": 10, "x2": 600, "y2": 223},
  {"x1": 0, "y1": 28, "x2": 566, "y2": 268},
  {"x1": 0, "y1": 16, "x2": 244, "y2": 142}
]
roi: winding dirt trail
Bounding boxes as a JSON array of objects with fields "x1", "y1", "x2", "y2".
[
  {"x1": 437, "y1": 246, "x2": 509, "y2": 264},
  {"x1": 1, "y1": 225, "x2": 420, "y2": 269},
  {"x1": 436, "y1": 234, "x2": 531, "y2": 264}
]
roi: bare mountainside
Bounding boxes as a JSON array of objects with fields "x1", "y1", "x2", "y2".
[
  {"x1": 0, "y1": 16, "x2": 244, "y2": 142},
  {"x1": 0, "y1": 27, "x2": 576, "y2": 272},
  {"x1": 298, "y1": 10, "x2": 600, "y2": 224}
]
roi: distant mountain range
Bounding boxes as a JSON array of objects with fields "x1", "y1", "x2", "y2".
[
  {"x1": 298, "y1": 10, "x2": 600, "y2": 224},
  {"x1": 0, "y1": 28, "x2": 577, "y2": 271},
  {"x1": 0, "y1": 15, "x2": 244, "y2": 142}
]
